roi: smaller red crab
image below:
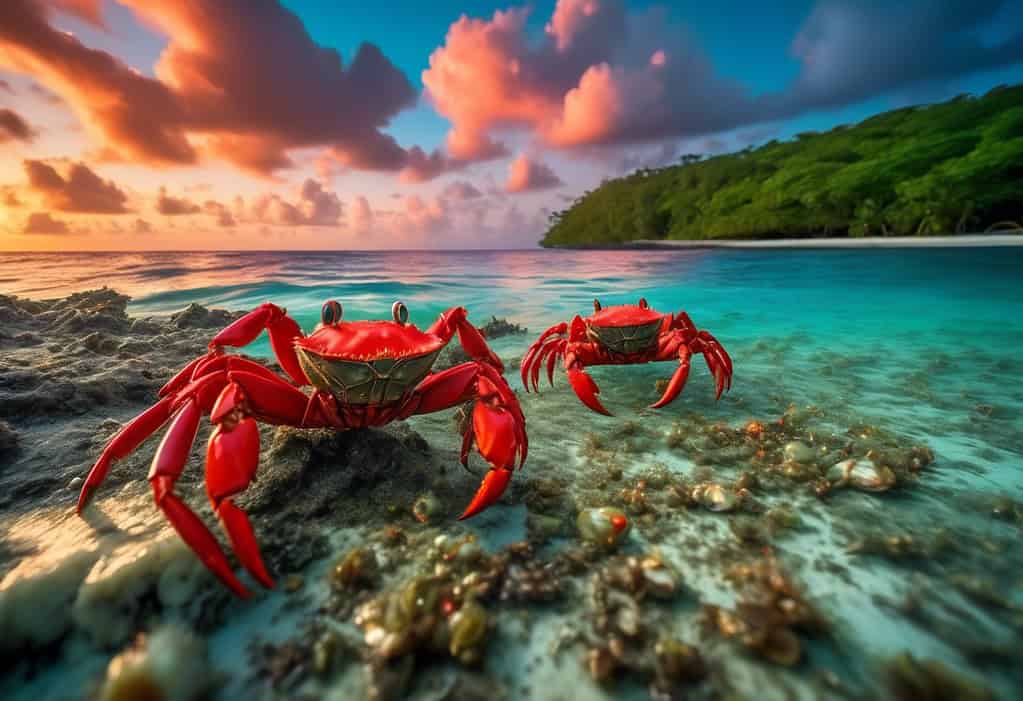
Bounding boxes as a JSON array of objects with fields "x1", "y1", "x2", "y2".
[{"x1": 521, "y1": 298, "x2": 733, "y2": 415}]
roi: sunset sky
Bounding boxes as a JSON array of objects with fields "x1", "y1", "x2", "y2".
[{"x1": 1, "y1": 0, "x2": 1022, "y2": 250}]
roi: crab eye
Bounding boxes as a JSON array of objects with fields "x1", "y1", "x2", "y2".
[
  {"x1": 638, "y1": 298, "x2": 649, "y2": 309},
  {"x1": 321, "y1": 300, "x2": 343, "y2": 326},
  {"x1": 392, "y1": 301, "x2": 409, "y2": 324},
  {"x1": 593, "y1": 299, "x2": 602, "y2": 312}
]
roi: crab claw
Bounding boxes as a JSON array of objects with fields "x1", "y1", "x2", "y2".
[
  {"x1": 567, "y1": 366, "x2": 612, "y2": 416},
  {"x1": 458, "y1": 376, "x2": 524, "y2": 519},
  {"x1": 459, "y1": 467, "x2": 513, "y2": 520},
  {"x1": 650, "y1": 347, "x2": 692, "y2": 409}
]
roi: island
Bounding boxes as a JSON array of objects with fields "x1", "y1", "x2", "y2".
[{"x1": 541, "y1": 84, "x2": 1023, "y2": 248}]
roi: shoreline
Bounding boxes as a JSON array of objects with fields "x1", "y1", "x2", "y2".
[{"x1": 548, "y1": 233, "x2": 1023, "y2": 250}]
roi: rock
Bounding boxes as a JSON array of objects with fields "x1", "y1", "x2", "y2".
[
  {"x1": 477, "y1": 316, "x2": 527, "y2": 339},
  {"x1": 169, "y1": 303, "x2": 244, "y2": 329},
  {"x1": 783, "y1": 441, "x2": 816, "y2": 464},
  {"x1": 0, "y1": 419, "x2": 18, "y2": 457},
  {"x1": 576, "y1": 507, "x2": 630, "y2": 549},
  {"x1": 72, "y1": 535, "x2": 214, "y2": 648},
  {"x1": 97, "y1": 625, "x2": 214, "y2": 701},
  {"x1": 0, "y1": 548, "x2": 99, "y2": 652}
]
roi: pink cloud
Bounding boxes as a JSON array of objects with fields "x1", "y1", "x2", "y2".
[
  {"x1": 350, "y1": 195, "x2": 374, "y2": 235},
  {"x1": 442, "y1": 180, "x2": 484, "y2": 200},
  {"x1": 505, "y1": 154, "x2": 563, "y2": 193},
  {"x1": 419, "y1": 1, "x2": 752, "y2": 155},
  {"x1": 252, "y1": 179, "x2": 343, "y2": 227}
]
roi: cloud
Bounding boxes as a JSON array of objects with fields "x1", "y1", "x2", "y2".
[
  {"x1": 0, "y1": 108, "x2": 36, "y2": 143},
  {"x1": 614, "y1": 141, "x2": 679, "y2": 174},
  {"x1": 2, "y1": 187, "x2": 22, "y2": 207},
  {"x1": 350, "y1": 195, "x2": 374, "y2": 235},
  {"x1": 0, "y1": 79, "x2": 12, "y2": 93},
  {"x1": 156, "y1": 187, "x2": 200, "y2": 215},
  {"x1": 505, "y1": 154, "x2": 563, "y2": 193},
  {"x1": 0, "y1": 0, "x2": 426, "y2": 176},
  {"x1": 771, "y1": 1, "x2": 1023, "y2": 113},
  {"x1": 423, "y1": 0, "x2": 1023, "y2": 155},
  {"x1": 133, "y1": 218, "x2": 152, "y2": 233},
  {"x1": 50, "y1": 0, "x2": 105, "y2": 26},
  {"x1": 442, "y1": 180, "x2": 484, "y2": 200},
  {"x1": 398, "y1": 146, "x2": 460, "y2": 183},
  {"x1": 423, "y1": 1, "x2": 747, "y2": 156},
  {"x1": 23, "y1": 211, "x2": 69, "y2": 234},
  {"x1": 203, "y1": 200, "x2": 235, "y2": 227},
  {"x1": 396, "y1": 195, "x2": 450, "y2": 236},
  {"x1": 252, "y1": 178, "x2": 342, "y2": 226},
  {"x1": 24, "y1": 159, "x2": 128, "y2": 213}
]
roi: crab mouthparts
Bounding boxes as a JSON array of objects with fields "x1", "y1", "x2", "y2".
[
  {"x1": 296, "y1": 347, "x2": 439, "y2": 405},
  {"x1": 589, "y1": 320, "x2": 662, "y2": 355}
]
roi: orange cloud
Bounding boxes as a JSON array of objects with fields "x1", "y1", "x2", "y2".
[
  {"x1": 203, "y1": 200, "x2": 235, "y2": 227},
  {"x1": 23, "y1": 211, "x2": 69, "y2": 234},
  {"x1": 505, "y1": 154, "x2": 563, "y2": 193},
  {"x1": 156, "y1": 187, "x2": 200, "y2": 216},
  {"x1": 0, "y1": 0, "x2": 434, "y2": 177},
  {"x1": 0, "y1": 108, "x2": 36, "y2": 143},
  {"x1": 24, "y1": 159, "x2": 128, "y2": 213}
]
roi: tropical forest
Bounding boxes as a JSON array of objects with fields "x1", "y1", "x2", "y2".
[{"x1": 541, "y1": 84, "x2": 1023, "y2": 246}]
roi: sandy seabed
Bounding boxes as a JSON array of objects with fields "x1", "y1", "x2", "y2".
[{"x1": 1, "y1": 287, "x2": 1021, "y2": 701}]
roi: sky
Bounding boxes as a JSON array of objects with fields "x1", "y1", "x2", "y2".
[{"x1": 0, "y1": 0, "x2": 1022, "y2": 251}]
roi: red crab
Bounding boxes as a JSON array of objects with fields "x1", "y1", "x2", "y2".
[
  {"x1": 76, "y1": 300, "x2": 526, "y2": 597},
  {"x1": 521, "y1": 298, "x2": 732, "y2": 415}
]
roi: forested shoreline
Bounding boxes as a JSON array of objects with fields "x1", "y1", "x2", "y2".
[{"x1": 542, "y1": 85, "x2": 1023, "y2": 247}]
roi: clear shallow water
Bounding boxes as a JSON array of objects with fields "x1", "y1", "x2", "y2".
[{"x1": 2, "y1": 248, "x2": 1023, "y2": 699}]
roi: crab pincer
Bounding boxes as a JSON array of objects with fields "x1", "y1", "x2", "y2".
[{"x1": 459, "y1": 363, "x2": 527, "y2": 519}]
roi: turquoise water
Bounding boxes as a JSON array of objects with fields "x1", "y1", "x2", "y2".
[{"x1": 2, "y1": 248, "x2": 1022, "y2": 699}]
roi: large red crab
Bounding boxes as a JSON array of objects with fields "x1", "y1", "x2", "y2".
[
  {"x1": 76, "y1": 300, "x2": 526, "y2": 597},
  {"x1": 521, "y1": 298, "x2": 733, "y2": 415}
]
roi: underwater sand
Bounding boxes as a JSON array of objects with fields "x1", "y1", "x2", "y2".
[{"x1": 1, "y1": 249, "x2": 1021, "y2": 700}]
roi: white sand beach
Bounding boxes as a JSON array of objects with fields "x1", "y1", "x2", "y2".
[{"x1": 622, "y1": 233, "x2": 1023, "y2": 249}]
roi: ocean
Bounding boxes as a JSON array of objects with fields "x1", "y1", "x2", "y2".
[{"x1": 1, "y1": 248, "x2": 1021, "y2": 699}]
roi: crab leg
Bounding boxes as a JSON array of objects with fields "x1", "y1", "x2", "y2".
[
  {"x1": 564, "y1": 347, "x2": 612, "y2": 416},
  {"x1": 427, "y1": 306, "x2": 504, "y2": 371},
  {"x1": 204, "y1": 386, "x2": 273, "y2": 591},
  {"x1": 210, "y1": 302, "x2": 309, "y2": 386},
  {"x1": 650, "y1": 345, "x2": 693, "y2": 409},
  {"x1": 520, "y1": 322, "x2": 568, "y2": 390},
  {"x1": 77, "y1": 396, "x2": 176, "y2": 512},
  {"x1": 672, "y1": 311, "x2": 733, "y2": 399},
  {"x1": 407, "y1": 360, "x2": 526, "y2": 519},
  {"x1": 150, "y1": 398, "x2": 251, "y2": 597},
  {"x1": 459, "y1": 366, "x2": 523, "y2": 519}
]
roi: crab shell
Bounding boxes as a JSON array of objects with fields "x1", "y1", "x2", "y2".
[
  {"x1": 585, "y1": 301, "x2": 667, "y2": 355},
  {"x1": 295, "y1": 319, "x2": 445, "y2": 405}
]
